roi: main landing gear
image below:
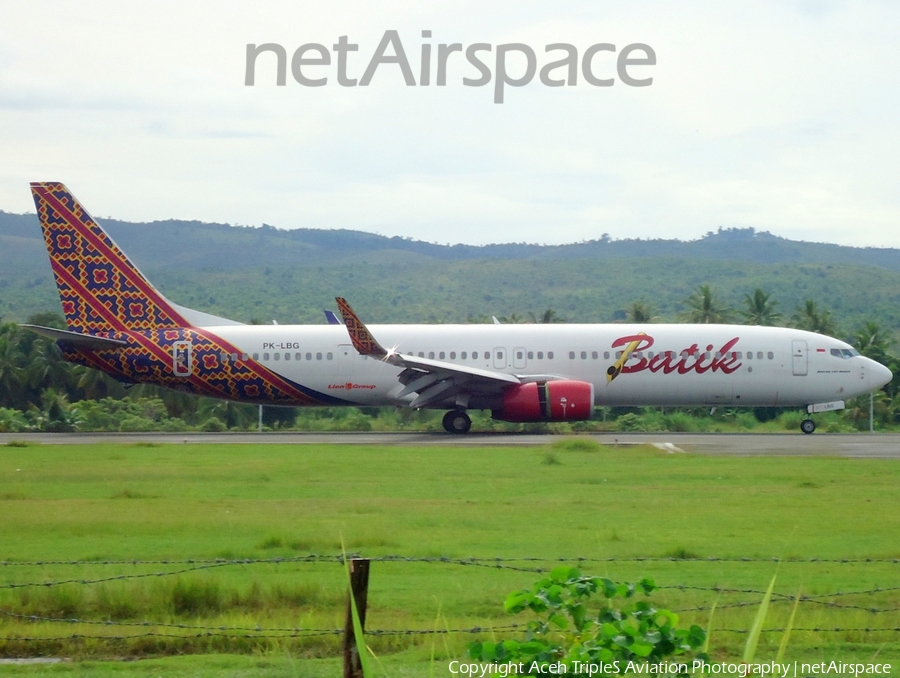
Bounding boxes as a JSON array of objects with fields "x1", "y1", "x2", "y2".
[
  {"x1": 800, "y1": 418, "x2": 817, "y2": 435},
  {"x1": 443, "y1": 410, "x2": 472, "y2": 434}
]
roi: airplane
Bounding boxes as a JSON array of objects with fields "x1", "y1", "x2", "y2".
[{"x1": 21, "y1": 182, "x2": 893, "y2": 434}]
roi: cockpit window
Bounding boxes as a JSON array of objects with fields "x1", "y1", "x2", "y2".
[{"x1": 831, "y1": 348, "x2": 861, "y2": 359}]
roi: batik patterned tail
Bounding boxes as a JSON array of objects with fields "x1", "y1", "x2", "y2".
[{"x1": 30, "y1": 182, "x2": 189, "y2": 333}]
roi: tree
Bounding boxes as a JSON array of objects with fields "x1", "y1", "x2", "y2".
[
  {"x1": 852, "y1": 320, "x2": 894, "y2": 365},
  {"x1": 529, "y1": 309, "x2": 565, "y2": 324},
  {"x1": 625, "y1": 299, "x2": 658, "y2": 323},
  {"x1": 679, "y1": 285, "x2": 733, "y2": 324},
  {"x1": 0, "y1": 325, "x2": 25, "y2": 408},
  {"x1": 791, "y1": 299, "x2": 836, "y2": 335},
  {"x1": 739, "y1": 288, "x2": 781, "y2": 326}
]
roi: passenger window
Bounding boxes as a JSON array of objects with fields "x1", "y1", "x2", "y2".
[
  {"x1": 242, "y1": 354, "x2": 249, "y2": 361},
  {"x1": 284, "y1": 353, "x2": 290, "y2": 361},
  {"x1": 592, "y1": 351, "x2": 598, "y2": 360},
  {"x1": 253, "y1": 353, "x2": 259, "y2": 360},
  {"x1": 439, "y1": 352, "x2": 445, "y2": 359},
  {"x1": 581, "y1": 351, "x2": 587, "y2": 360},
  {"x1": 604, "y1": 351, "x2": 610, "y2": 359},
  {"x1": 497, "y1": 351, "x2": 503, "y2": 359},
  {"x1": 517, "y1": 351, "x2": 524, "y2": 360},
  {"x1": 461, "y1": 352, "x2": 467, "y2": 359},
  {"x1": 418, "y1": 352, "x2": 424, "y2": 358},
  {"x1": 316, "y1": 352, "x2": 322, "y2": 360},
  {"x1": 537, "y1": 351, "x2": 543, "y2": 359},
  {"x1": 295, "y1": 353, "x2": 301, "y2": 360},
  {"x1": 231, "y1": 353, "x2": 238, "y2": 361},
  {"x1": 485, "y1": 352, "x2": 491, "y2": 359},
  {"x1": 767, "y1": 351, "x2": 774, "y2": 360},
  {"x1": 220, "y1": 352, "x2": 228, "y2": 362},
  {"x1": 616, "y1": 351, "x2": 623, "y2": 359},
  {"x1": 473, "y1": 352, "x2": 478, "y2": 359},
  {"x1": 569, "y1": 351, "x2": 576, "y2": 359},
  {"x1": 274, "y1": 353, "x2": 280, "y2": 360},
  {"x1": 746, "y1": 352, "x2": 753, "y2": 360},
  {"x1": 757, "y1": 352, "x2": 763, "y2": 360},
  {"x1": 450, "y1": 352, "x2": 456, "y2": 359},
  {"x1": 429, "y1": 352, "x2": 435, "y2": 359},
  {"x1": 263, "y1": 353, "x2": 270, "y2": 361},
  {"x1": 526, "y1": 351, "x2": 532, "y2": 359},
  {"x1": 306, "y1": 352, "x2": 312, "y2": 361},
  {"x1": 548, "y1": 351, "x2": 554, "y2": 359},
  {"x1": 327, "y1": 352, "x2": 333, "y2": 360}
]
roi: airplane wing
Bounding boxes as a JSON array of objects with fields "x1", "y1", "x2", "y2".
[
  {"x1": 20, "y1": 324, "x2": 130, "y2": 350},
  {"x1": 335, "y1": 297, "x2": 520, "y2": 409}
]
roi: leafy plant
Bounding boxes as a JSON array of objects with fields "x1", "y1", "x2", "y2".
[{"x1": 468, "y1": 567, "x2": 706, "y2": 676}]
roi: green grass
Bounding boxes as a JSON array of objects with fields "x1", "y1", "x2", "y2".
[{"x1": 0, "y1": 441, "x2": 896, "y2": 675}]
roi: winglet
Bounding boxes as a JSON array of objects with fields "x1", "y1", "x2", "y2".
[
  {"x1": 606, "y1": 332, "x2": 647, "y2": 383},
  {"x1": 335, "y1": 297, "x2": 387, "y2": 358}
]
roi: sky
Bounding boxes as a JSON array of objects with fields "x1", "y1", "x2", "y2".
[{"x1": 1, "y1": 1, "x2": 899, "y2": 247}]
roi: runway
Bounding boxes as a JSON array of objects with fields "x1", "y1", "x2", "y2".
[{"x1": 3, "y1": 431, "x2": 900, "y2": 457}]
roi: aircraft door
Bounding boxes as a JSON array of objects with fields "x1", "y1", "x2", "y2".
[
  {"x1": 792, "y1": 339, "x2": 808, "y2": 376},
  {"x1": 493, "y1": 348, "x2": 507, "y2": 369},
  {"x1": 513, "y1": 347, "x2": 527, "y2": 369},
  {"x1": 337, "y1": 344, "x2": 355, "y2": 376},
  {"x1": 172, "y1": 341, "x2": 192, "y2": 377}
]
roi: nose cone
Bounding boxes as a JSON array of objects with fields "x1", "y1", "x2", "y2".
[{"x1": 867, "y1": 359, "x2": 893, "y2": 390}]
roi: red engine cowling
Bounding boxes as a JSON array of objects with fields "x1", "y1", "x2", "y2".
[{"x1": 495, "y1": 380, "x2": 594, "y2": 422}]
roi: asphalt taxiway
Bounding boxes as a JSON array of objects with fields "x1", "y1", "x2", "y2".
[{"x1": 2, "y1": 432, "x2": 900, "y2": 457}]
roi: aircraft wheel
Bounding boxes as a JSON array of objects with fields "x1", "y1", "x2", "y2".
[
  {"x1": 443, "y1": 410, "x2": 472, "y2": 434},
  {"x1": 800, "y1": 419, "x2": 816, "y2": 435}
]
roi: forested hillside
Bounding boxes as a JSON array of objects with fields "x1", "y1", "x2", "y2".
[
  {"x1": 3, "y1": 208, "x2": 900, "y2": 434},
  {"x1": 2, "y1": 209, "x2": 900, "y2": 336}
]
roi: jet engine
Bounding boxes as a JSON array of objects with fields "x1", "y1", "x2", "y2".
[{"x1": 494, "y1": 380, "x2": 594, "y2": 422}]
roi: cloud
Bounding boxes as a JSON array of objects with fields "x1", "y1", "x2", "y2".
[{"x1": 0, "y1": 1, "x2": 898, "y2": 247}]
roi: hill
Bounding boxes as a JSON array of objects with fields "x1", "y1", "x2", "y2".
[{"x1": 2, "y1": 210, "x2": 900, "y2": 335}]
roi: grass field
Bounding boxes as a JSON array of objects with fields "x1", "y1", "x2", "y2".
[{"x1": 0, "y1": 438, "x2": 897, "y2": 676}]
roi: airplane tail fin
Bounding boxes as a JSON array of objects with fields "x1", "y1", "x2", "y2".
[{"x1": 30, "y1": 182, "x2": 240, "y2": 333}]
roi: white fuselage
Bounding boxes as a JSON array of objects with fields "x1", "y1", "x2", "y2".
[{"x1": 206, "y1": 323, "x2": 890, "y2": 409}]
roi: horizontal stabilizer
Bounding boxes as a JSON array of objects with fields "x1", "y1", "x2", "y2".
[{"x1": 20, "y1": 324, "x2": 129, "y2": 350}]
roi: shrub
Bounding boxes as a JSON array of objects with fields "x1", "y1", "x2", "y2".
[
  {"x1": 469, "y1": 567, "x2": 706, "y2": 675},
  {"x1": 199, "y1": 417, "x2": 227, "y2": 432}
]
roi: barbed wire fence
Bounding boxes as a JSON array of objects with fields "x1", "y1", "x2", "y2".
[{"x1": 0, "y1": 554, "x2": 896, "y2": 647}]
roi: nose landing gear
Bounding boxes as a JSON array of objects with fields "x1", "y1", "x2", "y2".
[
  {"x1": 443, "y1": 410, "x2": 472, "y2": 434},
  {"x1": 800, "y1": 418, "x2": 817, "y2": 434}
]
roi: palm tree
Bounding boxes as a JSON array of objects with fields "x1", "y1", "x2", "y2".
[
  {"x1": 852, "y1": 321, "x2": 894, "y2": 365},
  {"x1": 529, "y1": 309, "x2": 565, "y2": 324},
  {"x1": 625, "y1": 299, "x2": 658, "y2": 323},
  {"x1": 739, "y1": 289, "x2": 781, "y2": 326},
  {"x1": 0, "y1": 325, "x2": 25, "y2": 408},
  {"x1": 791, "y1": 299, "x2": 836, "y2": 335},
  {"x1": 679, "y1": 285, "x2": 733, "y2": 324},
  {"x1": 27, "y1": 338, "x2": 74, "y2": 393}
]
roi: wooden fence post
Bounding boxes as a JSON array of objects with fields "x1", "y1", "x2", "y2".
[{"x1": 343, "y1": 558, "x2": 370, "y2": 678}]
